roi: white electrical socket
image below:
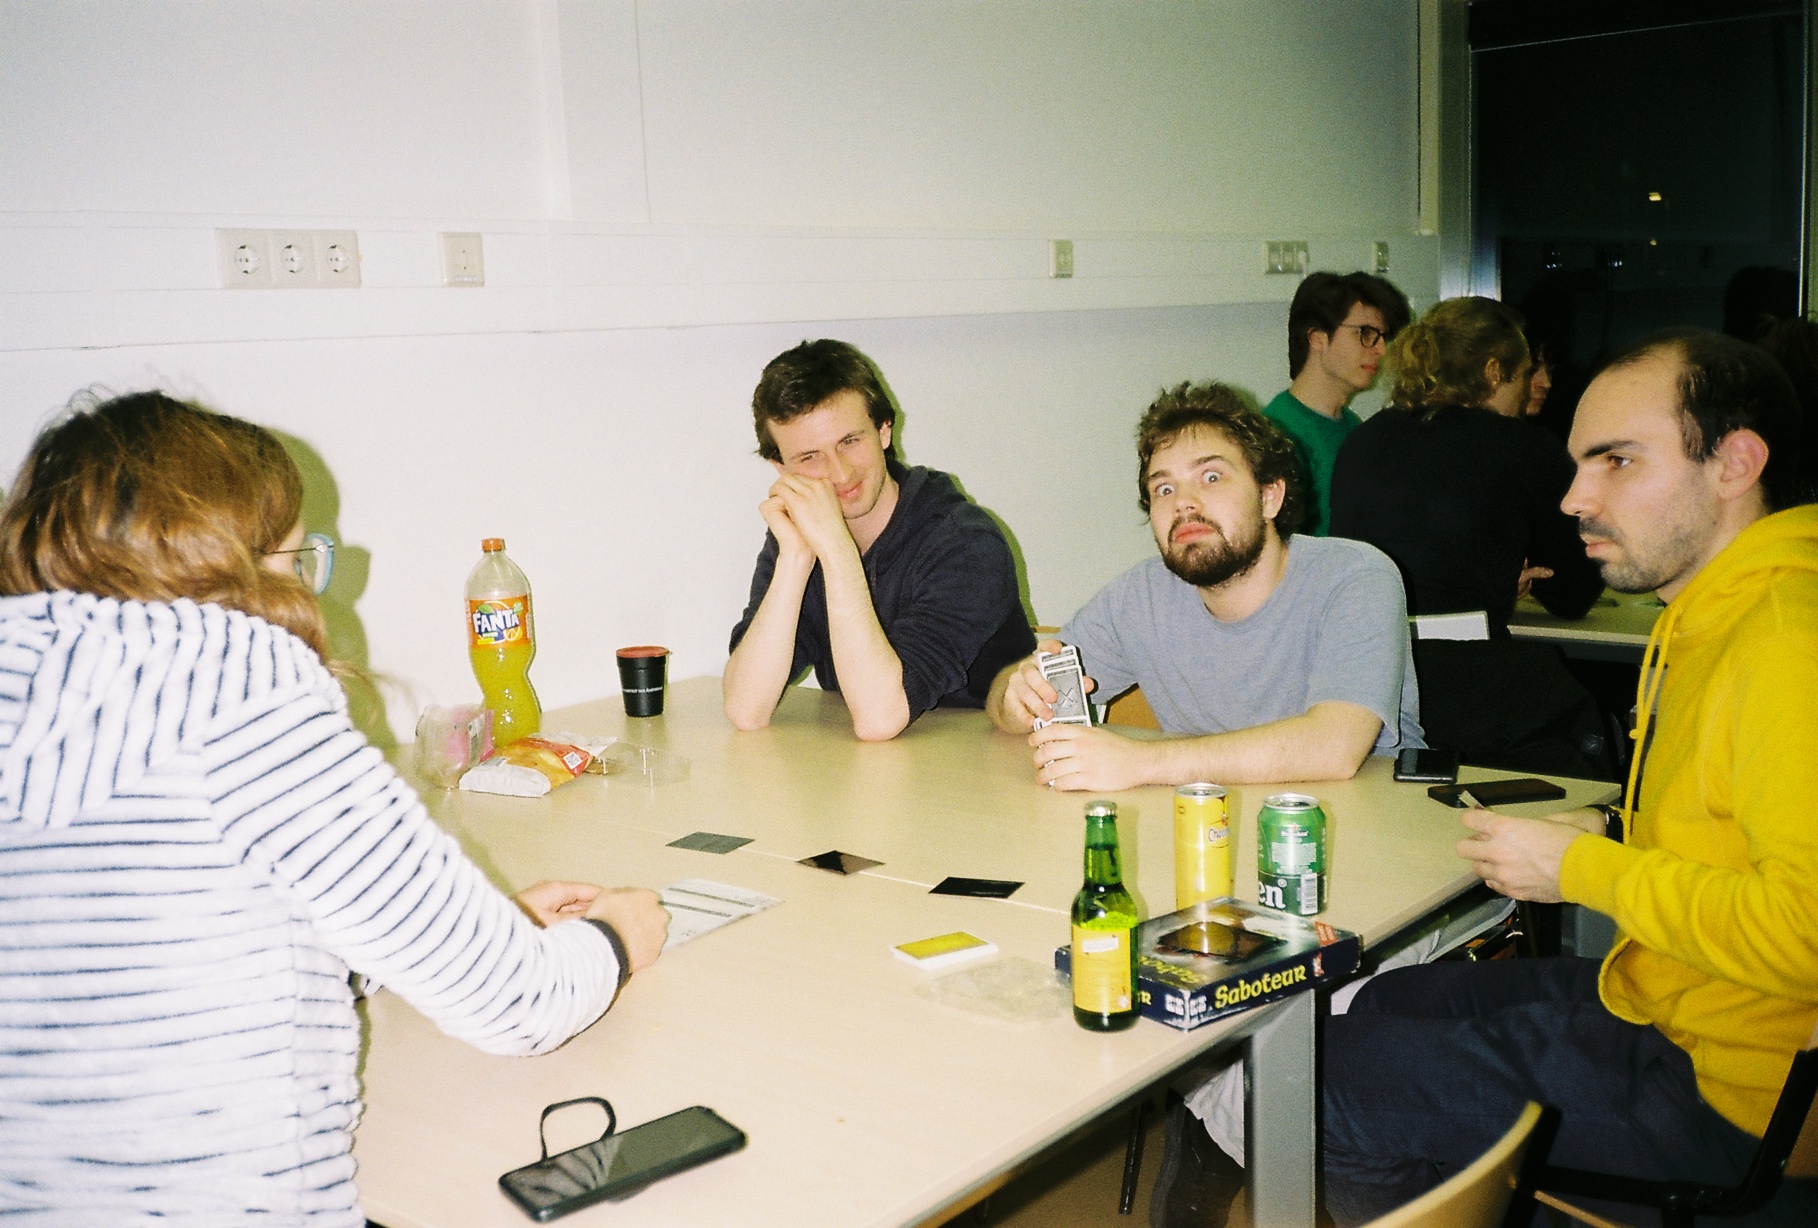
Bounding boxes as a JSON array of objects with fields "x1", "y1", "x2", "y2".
[
  {"x1": 1264, "y1": 240, "x2": 1310, "y2": 276},
  {"x1": 216, "y1": 229, "x2": 360, "y2": 289},
  {"x1": 217, "y1": 230, "x2": 272, "y2": 287},
  {"x1": 441, "y1": 233, "x2": 484, "y2": 287},
  {"x1": 270, "y1": 232, "x2": 317, "y2": 286},
  {"x1": 1373, "y1": 241, "x2": 1390, "y2": 274},
  {"x1": 315, "y1": 231, "x2": 361, "y2": 287},
  {"x1": 1049, "y1": 238, "x2": 1074, "y2": 279}
]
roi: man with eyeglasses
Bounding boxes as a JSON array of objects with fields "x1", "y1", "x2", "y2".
[{"x1": 1262, "y1": 271, "x2": 1411, "y2": 535}]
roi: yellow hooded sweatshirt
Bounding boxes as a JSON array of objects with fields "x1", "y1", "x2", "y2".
[{"x1": 1559, "y1": 503, "x2": 1818, "y2": 1137}]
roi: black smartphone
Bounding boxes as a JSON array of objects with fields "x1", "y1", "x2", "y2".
[
  {"x1": 1393, "y1": 747, "x2": 1460, "y2": 784},
  {"x1": 499, "y1": 1106, "x2": 747, "y2": 1222},
  {"x1": 1428, "y1": 778, "x2": 1568, "y2": 808}
]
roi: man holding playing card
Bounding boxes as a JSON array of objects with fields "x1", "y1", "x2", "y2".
[
  {"x1": 987, "y1": 381, "x2": 1423, "y2": 789},
  {"x1": 725, "y1": 339, "x2": 1033, "y2": 741}
]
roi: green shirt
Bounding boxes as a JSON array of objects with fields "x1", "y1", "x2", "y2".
[{"x1": 1261, "y1": 389, "x2": 1360, "y2": 536}]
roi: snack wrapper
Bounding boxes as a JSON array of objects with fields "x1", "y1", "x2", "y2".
[{"x1": 459, "y1": 732, "x2": 616, "y2": 798}]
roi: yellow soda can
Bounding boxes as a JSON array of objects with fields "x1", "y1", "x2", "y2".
[{"x1": 1174, "y1": 783, "x2": 1232, "y2": 909}]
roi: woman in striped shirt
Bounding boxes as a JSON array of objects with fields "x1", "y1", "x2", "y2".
[{"x1": 0, "y1": 391, "x2": 668, "y2": 1225}]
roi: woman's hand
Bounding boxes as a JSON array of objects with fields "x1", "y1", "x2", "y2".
[{"x1": 513, "y1": 880, "x2": 603, "y2": 927}]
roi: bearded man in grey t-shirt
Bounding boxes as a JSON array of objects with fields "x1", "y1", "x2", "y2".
[{"x1": 987, "y1": 381, "x2": 1423, "y2": 791}]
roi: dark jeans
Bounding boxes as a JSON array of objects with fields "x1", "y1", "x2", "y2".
[{"x1": 1322, "y1": 958, "x2": 1761, "y2": 1225}]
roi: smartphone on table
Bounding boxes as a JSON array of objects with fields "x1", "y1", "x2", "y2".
[
  {"x1": 1428, "y1": 778, "x2": 1567, "y2": 808},
  {"x1": 499, "y1": 1105, "x2": 747, "y2": 1221},
  {"x1": 1393, "y1": 747, "x2": 1459, "y2": 784}
]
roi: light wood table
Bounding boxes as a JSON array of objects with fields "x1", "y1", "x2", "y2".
[
  {"x1": 1508, "y1": 590, "x2": 1664, "y2": 662},
  {"x1": 351, "y1": 678, "x2": 1611, "y2": 1228}
]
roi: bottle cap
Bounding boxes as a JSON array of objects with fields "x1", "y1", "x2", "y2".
[
  {"x1": 481, "y1": 537, "x2": 505, "y2": 552},
  {"x1": 1085, "y1": 801, "x2": 1118, "y2": 819}
]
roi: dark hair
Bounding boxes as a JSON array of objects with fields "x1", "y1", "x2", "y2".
[
  {"x1": 751, "y1": 339, "x2": 896, "y2": 462},
  {"x1": 1287, "y1": 272, "x2": 1413, "y2": 378},
  {"x1": 0, "y1": 390, "x2": 329, "y2": 657},
  {"x1": 1385, "y1": 296, "x2": 1528, "y2": 414},
  {"x1": 1603, "y1": 327, "x2": 1808, "y2": 512},
  {"x1": 1135, "y1": 382, "x2": 1307, "y2": 537},
  {"x1": 1756, "y1": 317, "x2": 1818, "y2": 502}
]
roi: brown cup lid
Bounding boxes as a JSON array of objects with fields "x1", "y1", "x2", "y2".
[{"x1": 617, "y1": 645, "x2": 669, "y2": 659}]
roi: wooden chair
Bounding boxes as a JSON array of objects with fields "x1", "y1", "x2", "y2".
[
  {"x1": 1363, "y1": 1102, "x2": 1543, "y2": 1228},
  {"x1": 1103, "y1": 686, "x2": 1160, "y2": 730},
  {"x1": 1531, "y1": 1018, "x2": 1818, "y2": 1227}
]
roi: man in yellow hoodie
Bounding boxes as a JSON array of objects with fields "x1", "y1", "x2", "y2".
[{"x1": 1314, "y1": 329, "x2": 1817, "y2": 1225}]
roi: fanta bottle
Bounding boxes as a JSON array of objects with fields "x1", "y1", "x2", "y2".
[{"x1": 466, "y1": 538, "x2": 540, "y2": 745}]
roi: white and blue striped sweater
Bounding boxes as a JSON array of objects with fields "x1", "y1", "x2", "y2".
[{"x1": 0, "y1": 593, "x2": 621, "y2": 1225}]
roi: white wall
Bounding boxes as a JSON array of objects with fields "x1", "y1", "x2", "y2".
[{"x1": 0, "y1": 1, "x2": 1433, "y2": 746}]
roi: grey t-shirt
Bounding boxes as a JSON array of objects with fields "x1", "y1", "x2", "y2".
[{"x1": 1058, "y1": 535, "x2": 1424, "y2": 754}]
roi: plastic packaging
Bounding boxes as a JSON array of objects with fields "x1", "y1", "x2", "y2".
[
  {"x1": 466, "y1": 537, "x2": 540, "y2": 745},
  {"x1": 598, "y1": 742, "x2": 691, "y2": 786},
  {"x1": 459, "y1": 732, "x2": 616, "y2": 798},
  {"x1": 912, "y1": 956, "x2": 1070, "y2": 1023},
  {"x1": 413, "y1": 704, "x2": 494, "y2": 789}
]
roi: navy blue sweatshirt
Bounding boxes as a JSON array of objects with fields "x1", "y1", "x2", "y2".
[{"x1": 729, "y1": 462, "x2": 1034, "y2": 721}]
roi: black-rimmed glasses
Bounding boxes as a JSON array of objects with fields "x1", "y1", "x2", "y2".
[
  {"x1": 266, "y1": 532, "x2": 336, "y2": 595},
  {"x1": 1338, "y1": 323, "x2": 1389, "y2": 348}
]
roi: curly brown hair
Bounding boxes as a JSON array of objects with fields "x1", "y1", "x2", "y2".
[
  {"x1": 1385, "y1": 297, "x2": 1529, "y2": 414},
  {"x1": 1135, "y1": 382, "x2": 1307, "y2": 537},
  {"x1": 0, "y1": 390, "x2": 329, "y2": 658}
]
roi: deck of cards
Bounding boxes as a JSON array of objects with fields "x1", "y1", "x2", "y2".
[{"x1": 1033, "y1": 645, "x2": 1092, "y2": 728}]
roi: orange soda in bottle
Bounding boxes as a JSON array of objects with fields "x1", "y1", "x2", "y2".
[{"x1": 466, "y1": 538, "x2": 540, "y2": 745}]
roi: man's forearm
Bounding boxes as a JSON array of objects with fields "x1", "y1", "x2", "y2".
[
  {"x1": 722, "y1": 559, "x2": 813, "y2": 730},
  {"x1": 820, "y1": 553, "x2": 910, "y2": 741},
  {"x1": 1146, "y1": 704, "x2": 1380, "y2": 786}
]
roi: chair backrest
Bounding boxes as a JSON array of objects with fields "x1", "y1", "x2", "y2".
[
  {"x1": 1104, "y1": 686, "x2": 1160, "y2": 730},
  {"x1": 1363, "y1": 1102, "x2": 1543, "y2": 1228},
  {"x1": 1782, "y1": 1020, "x2": 1818, "y2": 1180},
  {"x1": 1788, "y1": 1099, "x2": 1818, "y2": 1180},
  {"x1": 1411, "y1": 611, "x2": 1491, "y2": 642}
]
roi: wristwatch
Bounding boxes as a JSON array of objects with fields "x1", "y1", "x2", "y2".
[{"x1": 1588, "y1": 802, "x2": 1626, "y2": 843}]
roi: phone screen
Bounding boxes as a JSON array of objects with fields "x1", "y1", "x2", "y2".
[{"x1": 500, "y1": 1106, "x2": 746, "y2": 1221}]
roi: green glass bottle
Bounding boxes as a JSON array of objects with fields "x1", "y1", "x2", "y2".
[{"x1": 1070, "y1": 800, "x2": 1140, "y2": 1031}]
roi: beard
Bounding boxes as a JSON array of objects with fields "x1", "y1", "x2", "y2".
[
  {"x1": 1160, "y1": 513, "x2": 1266, "y2": 588},
  {"x1": 1579, "y1": 507, "x2": 1713, "y2": 594}
]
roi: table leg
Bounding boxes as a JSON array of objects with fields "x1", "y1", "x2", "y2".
[{"x1": 1246, "y1": 990, "x2": 1317, "y2": 1228}]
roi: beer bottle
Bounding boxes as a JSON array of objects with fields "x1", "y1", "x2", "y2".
[{"x1": 1070, "y1": 801, "x2": 1140, "y2": 1031}]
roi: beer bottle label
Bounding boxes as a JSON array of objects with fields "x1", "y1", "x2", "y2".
[
  {"x1": 468, "y1": 595, "x2": 533, "y2": 650},
  {"x1": 1070, "y1": 925, "x2": 1132, "y2": 1013}
]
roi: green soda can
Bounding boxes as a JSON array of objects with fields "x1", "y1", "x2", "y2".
[{"x1": 1256, "y1": 793, "x2": 1327, "y2": 916}]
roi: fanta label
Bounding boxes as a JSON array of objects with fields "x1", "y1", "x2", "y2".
[{"x1": 468, "y1": 596, "x2": 532, "y2": 649}]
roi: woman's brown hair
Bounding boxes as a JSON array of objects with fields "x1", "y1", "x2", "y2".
[
  {"x1": 1385, "y1": 296, "x2": 1529, "y2": 415},
  {"x1": 0, "y1": 390, "x2": 329, "y2": 658}
]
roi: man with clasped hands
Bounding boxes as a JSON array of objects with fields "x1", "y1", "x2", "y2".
[{"x1": 724, "y1": 339, "x2": 1032, "y2": 741}]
